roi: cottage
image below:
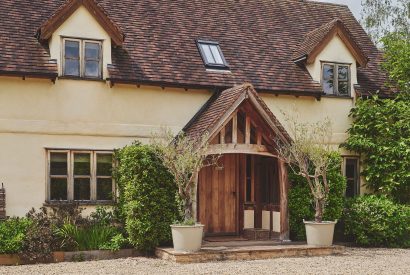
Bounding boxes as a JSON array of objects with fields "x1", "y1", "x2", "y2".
[{"x1": 0, "y1": 0, "x2": 387, "y2": 240}]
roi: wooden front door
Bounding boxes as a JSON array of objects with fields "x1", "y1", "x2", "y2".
[{"x1": 198, "y1": 154, "x2": 239, "y2": 235}]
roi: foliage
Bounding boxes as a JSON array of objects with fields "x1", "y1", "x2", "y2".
[
  {"x1": 381, "y1": 32, "x2": 410, "y2": 92},
  {"x1": 151, "y1": 129, "x2": 219, "y2": 222},
  {"x1": 343, "y1": 95, "x2": 410, "y2": 204},
  {"x1": 288, "y1": 152, "x2": 347, "y2": 240},
  {"x1": 54, "y1": 222, "x2": 119, "y2": 251},
  {"x1": 21, "y1": 204, "x2": 84, "y2": 262},
  {"x1": 114, "y1": 142, "x2": 179, "y2": 252},
  {"x1": 276, "y1": 113, "x2": 335, "y2": 222},
  {"x1": 361, "y1": 0, "x2": 409, "y2": 44},
  {"x1": 344, "y1": 195, "x2": 410, "y2": 247},
  {"x1": 99, "y1": 233, "x2": 127, "y2": 251},
  {"x1": 90, "y1": 206, "x2": 117, "y2": 226},
  {"x1": 0, "y1": 218, "x2": 31, "y2": 254}
]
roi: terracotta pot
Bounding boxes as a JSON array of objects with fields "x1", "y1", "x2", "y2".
[
  {"x1": 303, "y1": 220, "x2": 337, "y2": 246},
  {"x1": 170, "y1": 224, "x2": 204, "y2": 252}
]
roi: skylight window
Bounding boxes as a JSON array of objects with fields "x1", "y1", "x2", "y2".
[{"x1": 197, "y1": 40, "x2": 229, "y2": 69}]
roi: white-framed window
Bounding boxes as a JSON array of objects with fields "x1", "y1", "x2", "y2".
[
  {"x1": 63, "y1": 38, "x2": 102, "y2": 79},
  {"x1": 343, "y1": 157, "x2": 360, "y2": 197},
  {"x1": 322, "y1": 63, "x2": 350, "y2": 96},
  {"x1": 47, "y1": 150, "x2": 114, "y2": 202}
]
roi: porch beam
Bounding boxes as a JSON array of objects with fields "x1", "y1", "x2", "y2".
[
  {"x1": 232, "y1": 111, "x2": 238, "y2": 144},
  {"x1": 207, "y1": 144, "x2": 277, "y2": 157},
  {"x1": 245, "y1": 115, "x2": 251, "y2": 144},
  {"x1": 257, "y1": 131, "x2": 262, "y2": 146},
  {"x1": 278, "y1": 159, "x2": 290, "y2": 241},
  {"x1": 220, "y1": 127, "x2": 226, "y2": 144}
]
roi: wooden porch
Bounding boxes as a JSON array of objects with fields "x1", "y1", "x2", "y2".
[{"x1": 196, "y1": 100, "x2": 290, "y2": 241}]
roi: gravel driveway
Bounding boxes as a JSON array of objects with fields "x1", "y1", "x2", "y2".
[{"x1": 0, "y1": 248, "x2": 408, "y2": 275}]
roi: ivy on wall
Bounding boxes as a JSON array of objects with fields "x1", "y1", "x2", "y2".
[{"x1": 343, "y1": 94, "x2": 410, "y2": 204}]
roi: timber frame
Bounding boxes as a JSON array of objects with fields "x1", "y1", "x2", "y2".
[{"x1": 186, "y1": 84, "x2": 292, "y2": 241}]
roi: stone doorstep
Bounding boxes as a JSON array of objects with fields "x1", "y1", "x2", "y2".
[{"x1": 155, "y1": 245, "x2": 346, "y2": 264}]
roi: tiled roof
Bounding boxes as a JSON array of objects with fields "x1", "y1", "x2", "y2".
[
  {"x1": 184, "y1": 83, "x2": 291, "y2": 143},
  {"x1": 0, "y1": 0, "x2": 388, "y2": 95}
]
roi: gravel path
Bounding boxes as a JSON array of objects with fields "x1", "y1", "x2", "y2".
[{"x1": 0, "y1": 248, "x2": 408, "y2": 275}]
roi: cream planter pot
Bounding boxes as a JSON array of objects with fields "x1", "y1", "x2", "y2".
[
  {"x1": 171, "y1": 224, "x2": 204, "y2": 252},
  {"x1": 303, "y1": 220, "x2": 337, "y2": 246}
]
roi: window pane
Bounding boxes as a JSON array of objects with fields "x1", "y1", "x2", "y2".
[
  {"x1": 97, "y1": 178, "x2": 113, "y2": 200},
  {"x1": 50, "y1": 152, "x2": 67, "y2": 175},
  {"x1": 65, "y1": 41, "x2": 79, "y2": 58},
  {"x1": 323, "y1": 79, "x2": 334, "y2": 94},
  {"x1": 345, "y1": 159, "x2": 358, "y2": 198},
  {"x1": 338, "y1": 81, "x2": 349, "y2": 95},
  {"x1": 74, "y1": 178, "x2": 91, "y2": 200},
  {"x1": 200, "y1": 44, "x2": 216, "y2": 64},
  {"x1": 338, "y1": 65, "x2": 349, "y2": 81},
  {"x1": 74, "y1": 153, "x2": 91, "y2": 175},
  {"x1": 97, "y1": 154, "x2": 112, "y2": 176},
  {"x1": 210, "y1": 45, "x2": 223, "y2": 64},
  {"x1": 85, "y1": 61, "x2": 100, "y2": 78},
  {"x1": 50, "y1": 178, "x2": 67, "y2": 200},
  {"x1": 323, "y1": 64, "x2": 334, "y2": 80},
  {"x1": 85, "y1": 42, "x2": 100, "y2": 59},
  {"x1": 64, "y1": 59, "x2": 80, "y2": 76}
]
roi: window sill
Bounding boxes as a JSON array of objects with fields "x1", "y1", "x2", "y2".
[
  {"x1": 58, "y1": 76, "x2": 106, "y2": 83},
  {"x1": 44, "y1": 200, "x2": 115, "y2": 207},
  {"x1": 322, "y1": 94, "x2": 354, "y2": 99}
]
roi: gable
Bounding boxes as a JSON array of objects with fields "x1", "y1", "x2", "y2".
[
  {"x1": 306, "y1": 35, "x2": 359, "y2": 88},
  {"x1": 37, "y1": 0, "x2": 124, "y2": 46},
  {"x1": 47, "y1": 5, "x2": 113, "y2": 78},
  {"x1": 184, "y1": 84, "x2": 291, "y2": 155}
]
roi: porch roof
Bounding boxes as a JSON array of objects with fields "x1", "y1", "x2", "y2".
[{"x1": 183, "y1": 83, "x2": 291, "y2": 144}]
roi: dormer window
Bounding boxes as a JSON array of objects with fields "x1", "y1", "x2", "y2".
[
  {"x1": 63, "y1": 38, "x2": 102, "y2": 79},
  {"x1": 322, "y1": 63, "x2": 350, "y2": 96},
  {"x1": 197, "y1": 40, "x2": 229, "y2": 69}
]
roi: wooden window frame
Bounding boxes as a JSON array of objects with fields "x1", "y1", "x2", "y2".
[
  {"x1": 321, "y1": 62, "x2": 351, "y2": 97},
  {"x1": 343, "y1": 157, "x2": 360, "y2": 197},
  {"x1": 47, "y1": 149, "x2": 114, "y2": 203},
  {"x1": 62, "y1": 38, "x2": 103, "y2": 79}
]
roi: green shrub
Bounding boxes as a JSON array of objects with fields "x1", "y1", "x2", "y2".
[
  {"x1": 0, "y1": 218, "x2": 31, "y2": 254},
  {"x1": 114, "y1": 142, "x2": 179, "y2": 252},
  {"x1": 288, "y1": 152, "x2": 347, "y2": 240},
  {"x1": 55, "y1": 222, "x2": 119, "y2": 251},
  {"x1": 21, "y1": 204, "x2": 84, "y2": 262},
  {"x1": 344, "y1": 195, "x2": 410, "y2": 248}
]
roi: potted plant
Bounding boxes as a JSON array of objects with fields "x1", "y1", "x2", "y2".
[
  {"x1": 276, "y1": 115, "x2": 337, "y2": 246},
  {"x1": 152, "y1": 130, "x2": 219, "y2": 252}
]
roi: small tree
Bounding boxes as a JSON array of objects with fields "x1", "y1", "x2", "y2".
[
  {"x1": 276, "y1": 115, "x2": 334, "y2": 223},
  {"x1": 152, "y1": 129, "x2": 219, "y2": 223}
]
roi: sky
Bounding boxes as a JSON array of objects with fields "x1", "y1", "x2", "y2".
[{"x1": 313, "y1": 0, "x2": 363, "y2": 20}]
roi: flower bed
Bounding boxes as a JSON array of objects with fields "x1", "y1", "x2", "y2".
[{"x1": 0, "y1": 249, "x2": 140, "y2": 266}]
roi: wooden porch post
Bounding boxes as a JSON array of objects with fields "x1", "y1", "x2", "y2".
[{"x1": 278, "y1": 159, "x2": 290, "y2": 241}]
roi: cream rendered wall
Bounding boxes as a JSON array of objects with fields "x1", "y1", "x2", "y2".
[
  {"x1": 49, "y1": 5, "x2": 112, "y2": 78},
  {"x1": 0, "y1": 77, "x2": 211, "y2": 217}
]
